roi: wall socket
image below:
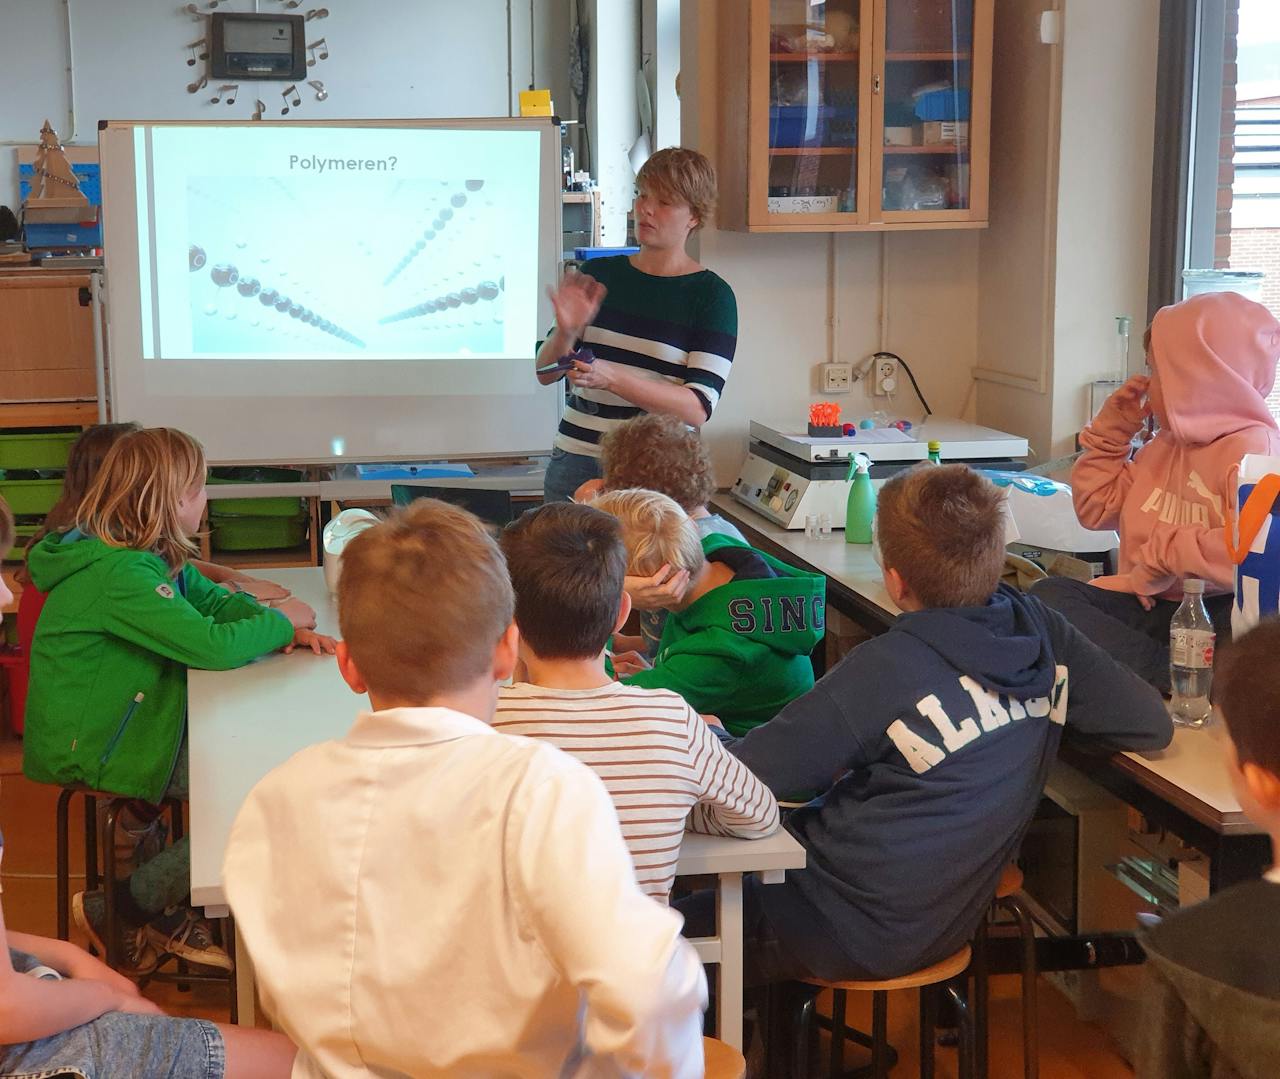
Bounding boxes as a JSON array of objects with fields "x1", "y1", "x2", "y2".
[
  {"x1": 820, "y1": 362, "x2": 854, "y2": 393},
  {"x1": 872, "y1": 355, "x2": 900, "y2": 397}
]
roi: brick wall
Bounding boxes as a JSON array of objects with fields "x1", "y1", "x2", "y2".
[
  {"x1": 1230, "y1": 227, "x2": 1280, "y2": 416},
  {"x1": 1216, "y1": 0, "x2": 1241, "y2": 268}
]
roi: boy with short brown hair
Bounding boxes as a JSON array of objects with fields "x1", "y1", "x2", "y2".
[
  {"x1": 494, "y1": 502, "x2": 778, "y2": 902},
  {"x1": 1138, "y1": 619, "x2": 1280, "y2": 1076},
  {"x1": 224, "y1": 499, "x2": 707, "y2": 1077},
  {"x1": 718, "y1": 465, "x2": 1172, "y2": 983}
]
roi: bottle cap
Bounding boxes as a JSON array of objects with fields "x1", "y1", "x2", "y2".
[
  {"x1": 1183, "y1": 578, "x2": 1204, "y2": 594},
  {"x1": 927, "y1": 441, "x2": 941, "y2": 452}
]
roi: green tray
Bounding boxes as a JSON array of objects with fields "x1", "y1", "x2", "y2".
[
  {"x1": 209, "y1": 512, "x2": 309, "y2": 552},
  {"x1": 0, "y1": 477, "x2": 64, "y2": 516},
  {"x1": 0, "y1": 430, "x2": 79, "y2": 471},
  {"x1": 208, "y1": 467, "x2": 305, "y2": 517}
]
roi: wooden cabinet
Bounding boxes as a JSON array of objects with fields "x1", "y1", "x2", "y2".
[
  {"x1": 716, "y1": 0, "x2": 992, "y2": 232},
  {"x1": 0, "y1": 271, "x2": 98, "y2": 404}
]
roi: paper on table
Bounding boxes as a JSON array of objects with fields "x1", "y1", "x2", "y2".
[{"x1": 790, "y1": 428, "x2": 914, "y2": 446}]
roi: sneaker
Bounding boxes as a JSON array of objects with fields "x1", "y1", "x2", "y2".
[
  {"x1": 145, "y1": 906, "x2": 233, "y2": 973},
  {"x1": 72, "y1": 890, "x2": 159, "y2": 977}
]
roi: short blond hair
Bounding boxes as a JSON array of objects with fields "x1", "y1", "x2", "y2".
[
  {"x1": 600, "y1": 415, "x2": 715, "y2": 512},
  {"x1": 77, "y1": 428, "x2": 206, "y2": 573},
  {"x1": 636, "y1": 147, "x2": 718, "y2": 231},
  {"x1": 875, "y1": 464, "x2": 1006, "y2": 608},
  {"x1": 591, "y1": 489, "x2": 705, "y2": 579},
  {"x1": 338, "y1": 499, "x2": 513, "y2": 702}
]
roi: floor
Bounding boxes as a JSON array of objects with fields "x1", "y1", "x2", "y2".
[{"x1": 0, "y1": 735, "x2": 1138, "y2": 1076}]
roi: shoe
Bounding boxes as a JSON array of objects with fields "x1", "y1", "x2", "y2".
[
  {"x1": 145, "y1": 906, "x2": 233, "y2": 973},
  {"x1": 108, "y1": 806, "x2": 169, "y2": 876},
  {"x1": 72, "y1": 890, "x2": 159, "y2": 977}
]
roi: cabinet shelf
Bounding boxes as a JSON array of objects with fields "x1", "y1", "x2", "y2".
[
  {"x1": 885, "y1": 51, "x2": 971, "y2": 61},
  {"x1": 769, "y1": 146, "x2": 857, "y2": 156},
  {"x1": 883, "y1": 144, "x2": 969, "y2": 155},
  {"x1": 769, "y1": 52, "x2": 859, "y2": 62}
]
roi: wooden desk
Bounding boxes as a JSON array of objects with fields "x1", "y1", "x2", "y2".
[
  {"x1": 187, "y1": 568, "x2": 804, "y2": 1049},
  {"x1": 712, "y1": 496, "x2": 1269, "y2": 888}
]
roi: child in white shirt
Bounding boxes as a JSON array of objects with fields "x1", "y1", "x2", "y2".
[{"x1": 223, "y1": 498, "x2": 707, "y2": 1078}]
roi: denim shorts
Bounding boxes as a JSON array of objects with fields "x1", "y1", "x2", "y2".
[
  {"x1": 0, "y1": 1010, "x2": 224, "y2": 1078},
  {"x1": 542, "y1": 446, "x2": 602, "y2": 504}
]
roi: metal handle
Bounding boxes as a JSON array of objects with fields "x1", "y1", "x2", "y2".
[{"x1": 872, "y1": 73, "x2": 882, "y2": 94}]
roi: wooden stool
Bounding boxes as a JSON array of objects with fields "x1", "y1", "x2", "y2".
[
  {"x1": 796, "y1": 946, "x2": 973, "y2": 1079},
  {"x1": 972, "y1": 864, "x2": 1038, "y2": 1079},
  {"x1": 704, "y1": 1036, "x2": 747, "y2": 1079}
]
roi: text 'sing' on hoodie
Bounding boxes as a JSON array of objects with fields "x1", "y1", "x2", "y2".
[
  {"x1": 623, "y1": 533, "x2": 826, "y2": 736},
  {"x1": 1072, "y1": 291, "x2": 1280, "y2": 598}
]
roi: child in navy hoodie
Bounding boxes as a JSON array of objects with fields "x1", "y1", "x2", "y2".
[{"x1": 721, "y1": 465, "x2": 1173, "y2": 983}]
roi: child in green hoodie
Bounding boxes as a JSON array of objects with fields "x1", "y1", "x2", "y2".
[
  {"x1": 23, "y1": 427, "x2": 336, "y2": 975},
  {"x1": 593, "y1": 488, "x2": 825, "y2": 736}
]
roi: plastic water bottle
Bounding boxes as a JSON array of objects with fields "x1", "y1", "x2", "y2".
[
  {"x1": 927, "y1": 441, "x2": 942, "y2": 465},
  {"x1": 1169, "y1": 579, "x2": 1215, "y2": 727}
]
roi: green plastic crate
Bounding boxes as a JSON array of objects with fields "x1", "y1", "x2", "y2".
[
  {"x1": 209, "y1": 512, "x2": 309, "y2": 552},
  {"x1": 0, "y1": 430, "x2": 79, "y2": 470},
  {"x1": 208, "y1": 466, "x2": 305, "y2": 517},
  {"x1": 0, "y1": 477, "x2": 63, "y2": 516}
]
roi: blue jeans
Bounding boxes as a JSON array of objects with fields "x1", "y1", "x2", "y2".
[
  {"x1": 0, "y1": 1001, "x2": 223, "y2": 1078},
  {"x1": 542, "y1": 447, "x2": 602, "y2": 504}
]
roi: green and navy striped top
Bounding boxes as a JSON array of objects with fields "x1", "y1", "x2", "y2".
[{"x1": 552, "y1": 256, "x2": 738, "y2": 456}]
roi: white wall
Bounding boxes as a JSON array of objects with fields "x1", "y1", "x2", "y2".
[{"x1": 0, "y1": 0, "x2": 570, "y2": 204}]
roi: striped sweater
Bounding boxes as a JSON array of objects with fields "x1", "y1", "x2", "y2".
[
  {"x1": 553, "y1": 256, "x2": 738, "y2": 457},
  {"x1": 493, "y1": 681, "x2": 778, "y2": 902}
]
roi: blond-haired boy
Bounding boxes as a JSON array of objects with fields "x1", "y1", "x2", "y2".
[
  {"x1": 593, "y1": 488, "x2": 825, "y2": 736},
  {"x1": 707, "y1": 465, "x2": 1171, "y2": 984},
  {"x1": 224, "y1": 499, "x2": 707, "y2": 1077}
]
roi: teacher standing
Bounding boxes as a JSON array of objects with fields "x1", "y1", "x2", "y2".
[{"x1": 536, "y1": 147, "x2": 739, "y2": 503}]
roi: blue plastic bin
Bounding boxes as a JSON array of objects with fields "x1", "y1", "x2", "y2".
[
  {"x1": 914, "y1": 88, "x2": 971, "y2": 122},
  {"x1": 574, "y1": 246, "x2": 641, "y2": 260},
  {"x1": 769, "y1": 105, "x2": 857, "y2": 148}
]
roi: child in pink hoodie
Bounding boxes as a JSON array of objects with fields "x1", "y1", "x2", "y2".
[{"x1": 1032, "y1": 291, "x2": 1280, "y2": 692}]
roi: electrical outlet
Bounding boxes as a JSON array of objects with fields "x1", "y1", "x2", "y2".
[
  {"x1": 872, "y1": 356, "x2": 900, "y2": 397},
  {"x1": 821, "y1": 363, "x2": 854, "y2": 393}
]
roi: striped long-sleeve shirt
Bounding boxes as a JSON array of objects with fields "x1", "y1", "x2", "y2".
[
  {"x1": 551, "y1": 256, "x2": 738, "y2": 457},
  {"x1": 493, "y1": 681, "x2": 778, "y2": 902}
]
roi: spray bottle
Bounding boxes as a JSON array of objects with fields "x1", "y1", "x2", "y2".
[{"x1": 845, "y1": 452, "x2": 877, "y2": 545}]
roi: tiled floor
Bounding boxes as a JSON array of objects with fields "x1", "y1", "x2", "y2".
[{"x1": 0, "y1": 736, "x2": 1138, "y2": 1075}]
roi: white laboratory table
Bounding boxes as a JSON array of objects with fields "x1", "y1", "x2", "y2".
[
  {"x1": 712, "y1": 496, "x2": 1269, "y2": 889},
  {"x1": 187, "y1": 568, "x2": 804, "y2": 1048}
]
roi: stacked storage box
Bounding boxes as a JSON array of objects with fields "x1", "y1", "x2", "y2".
[
  {"x1": 207, "y1": 467, "x2": 309, "y2": 553},
  {"x1": 0, "y1": 430, "x2": 80, "y2": 549}
]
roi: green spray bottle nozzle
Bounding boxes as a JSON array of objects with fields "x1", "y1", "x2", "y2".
[{"x1": 845, "y1": 452, "x2": 870, "y2": 481}]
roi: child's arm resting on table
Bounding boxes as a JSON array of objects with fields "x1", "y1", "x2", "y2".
[
  {"x1": 0, "y1": 910, "x2": 158, "y2": 1045},
  {"x1": 102, "y1": 561, "x2": 294, "y2": 670},
  {"x1": 510, "y1": 764, "x2": 706, "y2": 1078},
  {"x1": 1045, "y1": 606, "x2": 1173, "y2": 752},
  {"x1": 684, "y1": 704, "x2": 779, "y2": 838}
]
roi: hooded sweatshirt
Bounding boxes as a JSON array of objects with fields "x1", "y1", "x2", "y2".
[
  {"x1": 1138, "y1": 880, "x2": 1280, "y2": 1079},
  {"x1": 24, "y1": 531, "x2": 294, "y2": 802},
  {"x1": 624, "y1": 534, "x2": 825, "y2": 736},
  {"x1": 1073, "y1": 291, "x2": 1280, "y2": 598},
  {"x1": 730, "y1": 585, "x2": 1171, "y2": 981}
]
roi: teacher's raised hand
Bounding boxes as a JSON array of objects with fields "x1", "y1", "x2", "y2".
[{"x1": 548, "y1": 269, "x2": 607, "y2": 340}]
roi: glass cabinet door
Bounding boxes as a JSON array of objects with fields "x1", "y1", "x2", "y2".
[
  {"x1": 756, "y1": 0, "x2": 870, "y2": 224},
  {"x1": 875, "y1": 0, "x2": 977, "y2": 217}
]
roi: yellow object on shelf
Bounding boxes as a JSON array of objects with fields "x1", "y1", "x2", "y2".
[{"x1": 519, "y1": 89, "x2": 553, "y2": 117}]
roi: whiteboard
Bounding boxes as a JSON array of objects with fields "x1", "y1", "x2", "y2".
[{"x1": 99, "y1": 118, "x2": 563, "y2": 464}]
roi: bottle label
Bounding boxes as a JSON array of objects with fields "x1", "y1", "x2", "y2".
[{"x1": 1170, "y1": 628, "x2": 1215, "y2": 669}]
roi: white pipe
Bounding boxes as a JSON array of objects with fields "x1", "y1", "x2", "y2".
[
  {"x1": 827, "y1": 233, "x2": 837, "y2": 363},
  {"x1": 878, "y1": 232, "x2": 890, "y2": 352},
  {"x1": 1, "y1": 0, "x2": 77, "y2": 147},
  {"x1": 90, "y1": 271, "x2": 107, "y2": 423}
]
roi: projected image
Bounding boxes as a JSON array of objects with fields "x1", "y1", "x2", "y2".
[
  {"x1": 184, "y1": 176, "x2": 506, "y2": 356},
  {"x1": 138, "y1": 125, "x2": 543, "y2": 362}
]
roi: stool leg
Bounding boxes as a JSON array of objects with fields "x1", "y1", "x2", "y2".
[
  {"x1": 83, "y1": 794, "x2": 99, "y2": 892},
  {"x1": 102, "y1": 800, "x2": 123, "y2": 969},
  {"x1": 796, "y1": 991, "x2": 816, "y2": 1079},
  {"x1": 226, "y1": 914, "x2": 239, "y2": 1026},
  {"x1": 871, "y1": 990, "x2": 889, "y2": 1079},
  {"x1": 945, "y1": 983, "x2": 976, "y2": 1079},
  {"x1": 1002, "y1": 896, "x2": 1040, "y2": 1079},
  {"x1": 828, "y1": 988, "x2": 848, "y2": 1078},
  {"x1": 167, "y1": 798, "x2": 184, "y2": 843},
  {"x1": 973, "y1": 917, "x2": 991, "y2": 1078},
  {"x1": 919, "y1": 985, "x2": 938, "y2": 1079},
  {"x1": 56, "y1": 788, "x2": 73, "y2": 940}
]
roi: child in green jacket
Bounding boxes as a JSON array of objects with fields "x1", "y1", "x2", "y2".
[
  {"x1": 23, "y1": 428, "x2": 335, "y2": 975},
  {"x1": 593, "y1": 489, "x2": 825, "y2": 736}
]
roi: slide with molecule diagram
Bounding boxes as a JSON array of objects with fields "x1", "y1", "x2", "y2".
[{"x1": 135, "y1": 125, "x2": 543, "y2": 362}]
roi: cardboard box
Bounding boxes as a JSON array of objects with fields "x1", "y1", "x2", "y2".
[
  {"x1": 884, "y1": 126, "x2": 914, "y2": 146},
  {"x1": 918, "y1": 120, "x2": 969, "y2": 146}
]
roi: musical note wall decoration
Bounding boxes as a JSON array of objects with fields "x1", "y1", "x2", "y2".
[
  {"x1": 308, "y1": 79, "x2": 328, "y2": 102},
  {"x1": 280, "y1": 85, "x2": 302, "y2": 115},
  {"x1": 305, "y1": 8, "x2": 330, "y2": 20},
  {"x1": 252, "y1": 99, "x2": 266, "y2": 121},
  {"x1": 186, "y1": 39, "x2": 209, "y2": 66},
  {"x1": 306, "y1": 38, "x2": 328, "y2": 66},
  {"x1": 187, "y1": 74, "x2": 209, "y2": 95},
  {"x1": 211, "y1": 84, "x2": 239, "y2": 105}
]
